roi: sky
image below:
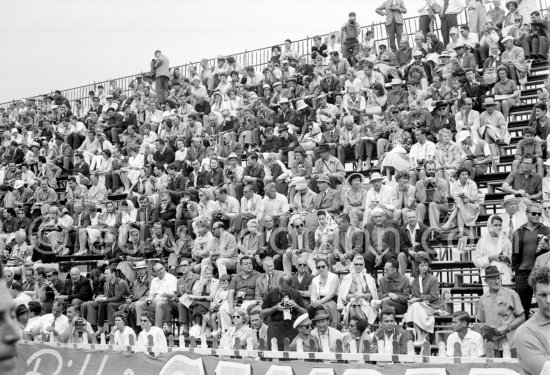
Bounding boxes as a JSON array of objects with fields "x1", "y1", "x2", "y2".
[{"x1": 0, "y1": 0, "x2": 430, "y2": 103}]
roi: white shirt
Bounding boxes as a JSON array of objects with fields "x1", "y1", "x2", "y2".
[
  {"x1": 365, "y1": 185, "x2": 395, "y2": 210},
  {"x1": 137, "y1": 326, "x2": 167, "y2": 347},
  {"x1": 409, "y1": 141, "x2": 436, "y2": 168},
  {"x1": 406, "y1": 223, "x2": 421, "y2": 248},
  {"x1": 461, "y1": 139, "x2": 491, "y2": 159},
  {"x1": 149, "y1": 273, "x2": 178, "y2": 301},
  {"x1": 260, "y1": 193, "x2": 289, "y2": 220},
  {"x1": 38, "y1": 313, "x2": 70, "y2": 342},
  {"x1": 114, "y1": 326, "x2": 137, "y2": 346},
  {"x1": 446, "y1": 329, "x2": 485, "y2": 357}
]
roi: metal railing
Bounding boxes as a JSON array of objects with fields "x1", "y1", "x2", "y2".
[{"x1": 3, "y1": 0, "x2": 547, "y2": 109}]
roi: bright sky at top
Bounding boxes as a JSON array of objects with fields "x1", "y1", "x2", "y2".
[{"x1": 1, "y1": 0, "x2": 433, "y2": 103}]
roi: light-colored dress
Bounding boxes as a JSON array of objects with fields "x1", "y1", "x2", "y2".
[
  {"x1": 337, "y1": 271, "x2": 379, "y2": 325},
  {"x1": 450, "y1": 179, "x2": 480, "y2": 226},
  {"x1": 381, "y1": 129, "x2": 412, "y2": 171},
  {"x1": 343, "y1": 188, "x2": 367, "y2": 229},
  {"x1": 126, "y1": 154, "x2": 144, "y2": 185},
  {"x1": 114, "y1": 326, "x2": 137, "y2": 346}
]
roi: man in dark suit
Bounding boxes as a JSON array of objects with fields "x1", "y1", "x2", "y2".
[
  {"x1": 7, "y1": 141, "x2": 25, "y2": 165},
  {"x1": 135, "y1": 195, "x2": 160, "y2": 239},
  {"x1": 312, "y1": 175, "x2": 341, "y2": 214},
  {"x1": 165, "y1": 163, "x2": 188, "y2": 203},
  {"x1": 398, "y1": 209, "x2": 436, "y2": 276},
  {"x1": 259, "y1": 215, "x2": 289, "y2": 271},
  {"x1": 158, "y1": 193, "x2": 177, "y2": 229},
  {"x1": 58, "y1": 267, "x2": 93, "y2": 305},
  {"x1": 187, "y1": 159, "x2": 205, "y2": 188},
  {"x1": 73, "y1": 153, "x2": 91, "y2": 185},
  {"x1": 202, "y1": 157, "x2": 224, "y2": 188},
  {"x1": 335, "y1": 213, "x2": 364, "y2": 262},
  {"x1": 220, "y1": 132, "x2": 243, "y2": 161},
  {"x1": 319, "y1": 120, "x2": 340, "y2": 157},
  {"x1": 66, "y1": 201, "x2": 91, "y2": 254},
  {"x1": 317, "y1": 69, "x2": 342, "y2": 103},
  {"x1": 153, "y1": 139, "x2": 175, "y2": 165},
  {"x1": 53, "y1": 134, "x2": 74, "y2": 171},
  {"x1": 283, "y1": 215, "x2": 316, "y2": 275}
]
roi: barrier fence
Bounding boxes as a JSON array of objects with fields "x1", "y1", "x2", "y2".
[
  {"x1": 3, "y1": 0, "x2": 548, "y2": 110},
  {"x1": 0, "y1": 8, "x2": 474, "y2": 109}
]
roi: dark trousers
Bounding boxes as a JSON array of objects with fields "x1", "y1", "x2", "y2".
[
  {"x1": 440, "y1": 14, "x2": 458, "y2": 46},
  {"x1": 105, "y1": 172, "x2": 122, "y2": 190},
  {"x1": 419, "y1": 15, "x2": 431, "y2": 37},
  {"x1": 155, "y1": 76, "x2": 170, "y2": 104},
  {"x1": 67, "y1": 133, "x2": 85, "y2": 150},
  {"x1": 343, "y1": 38, "x2": 360, "y2": 66},
  {"x1": 515, "y1": 270, "x2": 533, "y2": 320},
  {"x1": 386, "y1": 19, "x2": 403, "y2": 52}
]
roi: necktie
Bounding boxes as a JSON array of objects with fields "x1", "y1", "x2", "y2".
[
  {"x1": 267, "y1": 274, "x2": 272, "y2": 291},
  {"x1": 401, "y1": 188, "x2": 406, "y2": 209},
  {"x1": 256, "y1": 330, "x2": 260, "y2": 341}
]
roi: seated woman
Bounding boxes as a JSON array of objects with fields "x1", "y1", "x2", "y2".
[
  {"x1": 493, "y1": 65, "x2": 520, "y2": 121},
  {"x1": 404, "y1": 252, "x2": 443, "y2": 344},
  {"x1": 289, "y1": 313, "x2": 320, "y2": 352},
  {"x1": 190, "y1": 216, "x2": 213, "y2": 274},
  {"x1": 342, "y1": 173, "x2": 368, "y2": 229},
  {"x1": 337, "y1": 254, "x2": 379, "y2": 327},
  {"x1": 312, "y1": 211, "x2": 338, "y2": 271},
  {"x1": 380, "y1": 122, "x2": 412, "y2": 180},
  {"x1": 440, "y1": 167, "x2": 480, "y2": 237},
  {"x1": 137, "y1": 311, "x2": 167, "y2": 347},
  {"x1": 472, "y1": 215, "x2": 513, "y2": 290},
  {"x1": 221, "y1": 306, "x2": 253, "y2": 349},
  {"x1": 118, "y1": 200, "x2": 137, "y2": 244},
  {"x1": 112, "y1": 311, "x2": 136, "y2": 346},
  {"x1": 342, "y1": 317, "x2": 373, "y2": 353},
  {"x1": 298, "y1": 122, "x2": 323, "y2": 154},
  {"x1": 189, "y1": 265, "x2": 219, "y2": 337},
  {"x1": 309, "y1": 258, "x2": 340, "y2": 328},
  {"x1": 167, "y1": 225, "x2": 194, "y2": 269},
  {"x1": 237, "y1": 219, "x2": 261, "y2": 271}
]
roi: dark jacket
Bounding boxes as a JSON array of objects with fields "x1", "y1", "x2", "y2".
[
  {"x1": 60, "y1": 275, "x2": 93, "y2": 303},
  {"x1": 399, "y1": 222, "x2": 436, "y2": 257},
  {"x1": 153, "y1": 147, "x2": 175, "y2": 165},
  {"x1": 373, "y1": 326, "x2": 414, "y2": 354},
  {"x1": 512, "y1": 222, "x2": 550, "y2": 272}
]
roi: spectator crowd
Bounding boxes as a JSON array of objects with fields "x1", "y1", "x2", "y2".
[{"x1": 1, "y1": 2, "x2": 550, "y2": 375}]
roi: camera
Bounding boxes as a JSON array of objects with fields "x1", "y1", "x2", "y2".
[
  {"x1": 75, "y1": 318, "x2": 87, "y2": 336},
  {"x1": 235, "y1": 291, "x2": 245, "y2": 307}
]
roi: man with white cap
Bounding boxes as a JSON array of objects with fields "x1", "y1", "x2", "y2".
[
  {"x1": 363, "y1": 172, "x2": 394, "y2": 224},
  {"x1": 312, "y1": 174, "x2": 341, "y2": 215},
  {"x1": 386, "y1": 78, "x2": 408, "y2": 112},
  {"x1": 415, "y1": 161, "x2": 449, "y2": 228},
  {"x1": 275, "y1": 97, "x2": 299, "y2": 128},
  {"x1": 290, "y1": 176, "x2": 317, "y2": 213},
  {"x1": 12, "y1": 180, "x2": 33, "y2": 207}
]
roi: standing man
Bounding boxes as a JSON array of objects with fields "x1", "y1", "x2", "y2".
[
  {"x1": 440, "y1": 0, "x2": 466, "y2": 46},
  {"x1": 153, "y1": 50, "x2": 170, "y2": 104},
  {"x1": 476, "y1": 266, "x2": 525, "y2": 357},
  {"x1": 512, "y1": 203, "x2": 550, "y2": 320},
  {"x1": 260, "y1": 275, "x2": 307, "y2": 350},
  {"x1": 341, "y1": 12, "x2": 362, "y2": 66},
  {"x1": 515, "y1": 266, "x2": 550, "y2": 375},
  {"x1": 376, "y1": 0, "x2": 408, "y2": 52}
]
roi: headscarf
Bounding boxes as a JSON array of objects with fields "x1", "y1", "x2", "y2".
[{"x1": 539, "y1": 88, "x2": 550, "y2": 102}]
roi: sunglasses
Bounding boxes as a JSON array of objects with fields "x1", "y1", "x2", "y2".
[
  {"x1": 317, "y1": 265, "x2": 327, "y2": 270},
  {"x1": 294, "y1": 224, "x2": 304, "y2": 228},
  {"x1": 232, "y1": 315, "x2": 242, "y2": 319},
  {"x1": 298, "y1": 264, "x2": 308, "y2": 267},
  {"x1": 529, "y1": 212, "x2": 542, "y2": 216}
]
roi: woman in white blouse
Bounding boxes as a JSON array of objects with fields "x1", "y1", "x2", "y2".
[
  {"x1": 309, "y1": 258, "x2": 340, "y2": 328},
  {"x1": 137, "y1": 311, "x2": 167, "y2": 347},
  {"x1": 118, "y1": 200, "x2": 137, "y2": 243},
  {"x1": 221, "y1": 307, "x2": 253, "y2": 349},
  {"x1": 440, "y1": 167, "x2": 480, "y2": 237},
  {"x1": 122, "y1": 145, "x2": 144, "y2": 192},
  {"x1": 113, "y1": 311, "x2": 136, "y2": 346},
  {"x1": 472, "y1": 215, "x2": 513, "y2": 290}
]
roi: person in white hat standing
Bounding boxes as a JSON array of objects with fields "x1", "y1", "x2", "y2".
[{"x1": 499, "y1": 194, "x2": 527, "y2": 240}]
